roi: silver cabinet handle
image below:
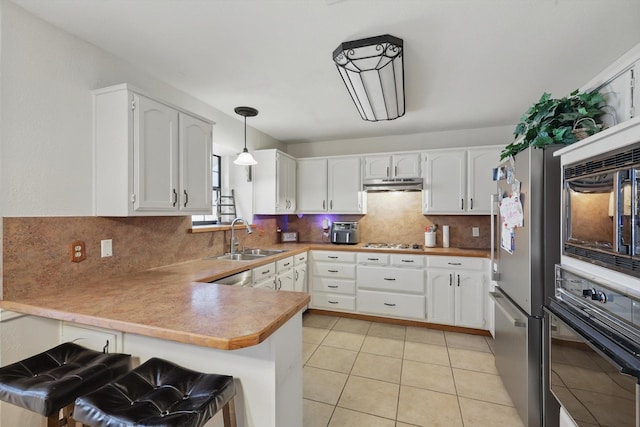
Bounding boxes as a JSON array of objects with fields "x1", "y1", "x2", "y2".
[
  {"x1": 328, "y1": 285, "x2": 338, "y2": 288},
  {"x1": 383, "y1": 278, "x2": 396, "y2": 281},
  {"x1": 323, "y1": 200, "x2": 326, "y2": 210},
  {"x1": 330, "y1": 200, "x2": 333, "y2": 209},
  {"x1": 461, "y1": 198, "x2": 464, "y2": 210},
  {"x1": 367, "y1": 257, "x2": 379, "y2": 261},
  {"x1": 457, "y1": 274, "x2": 460, "y2": 286},
  {"x1": 449, "y1": 274, "x2": 452, "y2": 286},
  {"x1": 172, "y1": 189, "x2": 178, "y2": 207},
  {"x1": 384, "y1": 302, "x2": 396, "y2": 307},
  {"x1": 328, "y1": 269, "x2": 339, "y2": 273},
  {"x1": 328, "y1": 300, "x2": 339, "y2": 304},
  {"x1": 328, "y1": 256, "x2": 338, "y2": 259},
  {"x1": 277, "y1": 278, "x2": 281, "y2": 290},
  {"x1": 470, "y1": 198, "x2": 473, "y2": 210},
  {"x1": 283, "y1": 262, "x2": 290, "y2": 267},
  {"x1": 401, "y1": 259, "x2": 414, "y2": 263},
  {"x1": 295, "y1": 270, "x2": 299, "y2": 280},
  {"x1": 448, "y1": 262, "x2": 462, "y2": 266},
  {"x1": 261, "y1": 269, "x2": 271, "y2": 275},
  {"x1": 183, "y1": 190, "x2": 188, "y2": 207}
]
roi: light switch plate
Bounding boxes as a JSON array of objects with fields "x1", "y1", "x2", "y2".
[
  {"x1": 472, "y1": 227, "x2": 480, "y2": 237},
  {"x1": 101, "y1": 239, "x2": 113, "y2": 257}
]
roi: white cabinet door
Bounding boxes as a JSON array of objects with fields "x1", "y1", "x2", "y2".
[
  {"x1": 294, "y1": 264, "x2": 307, "y2": 293},
  {"x1": 392, "y1": 153, "x2": 421, "y2": 178},
  {"x1": 277, "y1": 270, "x2": 295, "y2": 291},
  {"x1": 253, "y1": 150, "x2": 296, "y2": 214},
  {"x1": 178, "y1": 113, "x2": 212, "y2": 213},
  {"x1": 133, "y1": 94, "x2": 179, "y2": 212},
  {"x1": 283, "y1": 154, "x2": 297, "y2": 212},
  {"x1": 422, "y1": 150, "x2": 466, "y2": 213},
  {"x1": 328, "y1": 156, "x2": 363, "y2": 213},
  {"x1": 364, "y1": 155, "x2": 392, "y2": 179},
  {"x1": 466, "y1": 147, "x2": 500, "y2": 214},
  {"x1": 455, "y1": 271, "x2": 486, "y2": 328},
  {"x1": 426, "y1": 269, "x2": 456, "y2": 325},
  {"x1": 297, "y1": 158, "x2": 328, "y2": 212}
]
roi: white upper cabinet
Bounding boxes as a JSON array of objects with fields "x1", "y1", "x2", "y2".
[
  {"x1": 422, "y1": 146, "x2": 500, "y2": 214},
  {"x1": 363, "y1": 153, "x2": 421, "y2": 179},
  {"x1": 93, "y1": 84, "x2": 213, "y2": 216},
  {"x1": 297, "y1": 158, "x2": 328, "y2": 212},
  {"x1": 253, "y1": 149, "x2": 297, "y2": 214},
  {"x1": 422, "y1": 149, "x2": 466, "y2": 213},
  {"x1": 297, "y1": 156, "x2": 365, "y2": 214}
]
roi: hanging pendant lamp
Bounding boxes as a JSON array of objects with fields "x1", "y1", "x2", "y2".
[{"x1": 233, "y1": 106, "x2": 258, "y2": 166}]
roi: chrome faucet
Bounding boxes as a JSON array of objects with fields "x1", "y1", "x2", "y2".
[{"x1": 230, "y1": 217, "x2": 253, "y2": 255}]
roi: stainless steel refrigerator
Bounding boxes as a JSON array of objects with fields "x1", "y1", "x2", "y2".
[{"x1": 490, "y1": 145, "x2": 560, "y2": 427}]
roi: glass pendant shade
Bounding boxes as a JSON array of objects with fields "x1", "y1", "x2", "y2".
[
  {"x1": 333, "y1": 34, "x2": 405, "y2": 122},
  {"x1": 234, "y1": 148, "x2": 257, "y2": 165},
  {"x1": 233, "y1": 106, "x2": 259, "y2": 166}
]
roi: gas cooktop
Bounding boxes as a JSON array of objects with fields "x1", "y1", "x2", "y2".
[{"x1": 362, "y1": 243, "x2": 423, "y2": 250}]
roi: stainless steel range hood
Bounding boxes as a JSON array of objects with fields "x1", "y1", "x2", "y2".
[{"x1": 363, "y1": 177, "x2": 423, "y2": 192}]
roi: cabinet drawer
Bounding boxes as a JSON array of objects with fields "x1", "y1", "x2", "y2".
[
  {"x1": 313, "y1": 277, "x2": 356, "y2": 294},
  {"x1": 357, "y1": 290, "x2": 425, "y2": 319},
  {"x1": 311, "y1": 251, "x2": 357, "y2": 263},
  {"x1": 358, "y1": 266, "x2": 425, "y2": 293},
  {"x1": 276, "y1": 256, "x2": 294, "y2": 272},
  {"x1": 294, "y1": 252, "x2": 308, "y2": 265},
  {"x1": 310, "y1": 263, "x2": 356, "y2": 279},
  {"x1": 253, "y1": 262, "x2": 276, "y2": 282},
  {"x1": 390, "y1": 254, "x2": 426, "y2": 268},
  {"x1": 357, "y1": 253, "x2": 389, "y2": 266},
  {"x1": 311, "y1": 293, "x2": 356, "y2": 311},
  {"x1": 427, "y1": 256, "x2": 485, "y2": 270}
]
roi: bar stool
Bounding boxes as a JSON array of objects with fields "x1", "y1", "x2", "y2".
[
  {"x1": 0, "y1": 342, "x2": 132, "y2": 427},
  {"x1": 74, "y1": 357, "x2": 237, "y2": 427}
]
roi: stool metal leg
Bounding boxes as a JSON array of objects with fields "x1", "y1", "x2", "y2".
[{"x1": 222, "y1": 396, "x2": 237, "y2": 427}]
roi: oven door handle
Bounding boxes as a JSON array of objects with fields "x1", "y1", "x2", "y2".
[
  {"x1": 489, "y1": 291, "x2": 526, "y2": 327},
  {"x1": 546, "y1": 301, "x2": 640, "y2": 379}
]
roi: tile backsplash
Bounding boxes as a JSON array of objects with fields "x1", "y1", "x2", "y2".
[{"x1": 3, "y1": 192, "x2": 489, "y2": 299}]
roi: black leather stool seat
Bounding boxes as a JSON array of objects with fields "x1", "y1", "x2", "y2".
[
  {"x1": 0, "y1": 342, "x2": 132, "y2": 417},
  {"x1": 74, "y1": 357, "x2": 236, "y2": 427}
]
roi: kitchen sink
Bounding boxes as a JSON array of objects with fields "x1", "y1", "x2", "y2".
[
  {"x1": 241, "y1": 248, "x2": 286, "y2": 256},
  {"x1": 215, "y1": 253, "x2": 267, "y2": 261}
]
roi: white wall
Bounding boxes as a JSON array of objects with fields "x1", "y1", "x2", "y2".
[
  {"x1": 0, "y1": 0, "x2": 283, "y2": 217},
  {"x1": 285, "y1": 125, "x2": 514, "y2": 158}
]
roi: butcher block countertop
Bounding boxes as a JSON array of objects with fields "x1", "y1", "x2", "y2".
[{"x1": 0, "y1": 243, "x2": 489, "y2": 351}]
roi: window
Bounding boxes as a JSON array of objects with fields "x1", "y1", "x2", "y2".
[{"x1": 192, "y1": 154, "x2": 222, "y2": 226}]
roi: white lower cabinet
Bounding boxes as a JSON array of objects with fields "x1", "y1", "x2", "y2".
[
  {"x1": 275, "y1": 256, "x2": 295, "y2": 291},
  {"x1": 426, "y1": 256, "x2": 487, "y2": 329},
  {"x1": 310, "y1": 251, "x2": 357, "y2": 312},
  {"x1": 357, "y1": 290, "x2": 425, "y2": 319},
  {"x1": 293, "y1": 252, "x2": 308, "y2": 293}
]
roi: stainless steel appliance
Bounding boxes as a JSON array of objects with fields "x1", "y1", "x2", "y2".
[
  {"x1": 546, "y1": 265, "x2": 640, "y2": 426},
  {"x1": 209, "y1": 270, "x2": 252, "y2": 287},
  {"x1": 490, "y1": 145, "x2": 562, "y2": 427},
  {"x1": 563, "y1": 142, "x2": 640, "y2": 278},
  {"x1": 363, "y1": 177, "x2": 423, "y2": 192},
  {"x1": 331, "y1": 222, "x2": 359, "y2": 244}
]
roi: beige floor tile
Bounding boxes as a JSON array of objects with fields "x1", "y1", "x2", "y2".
[
  {"x1": 368, "y1": 322, "x2": 406, "y2": 340},
  {"x1": 405, "y1": 326, "x2": 446, "y2": 346},
  {"x1": 333, "y1": 317, "x2": 371, "y2": 334},
  {"x1": 322, "y1": 330, "x2": 366, "y2": 351},
  {"x1": 403, "y1": 341, "x2": 450, "y2": 366},
  {"x1": 304, "y1": 326, "x2": 329, "y2": 344},
  {"x1": 307, "y1": 345, "x2": 358, "y2": 373},
  {"x1": 303, "y1": 342, "x2": 318, "y2": 364},
  {"x1": 444, "y1": 331, "x2": 491, "y2": 353},
  {"x1": 304, "y1": 313, "x2": 339, "y2": 329},
  {"x1": 459, "y1": 397, "x2": 525, "y2": 427},
  {"x1": 401, "y1": 360, "x2": 456, "y2": 394},
  {"x1": 361, "y1": 336, "x2": 404, "y2": 358},
  {"x1": 303, "y1": 366, "x2": 348, "y2": 405},
  {"x1": 448, "y1": 347, "x2": 497, "y2": 374},
  {"x1": 453, "y1": 368, "x2": 514, "y2": 406},
  {"x1": 303, "y1": 398, "x2": 334, "y2": 427},
  {"x1": 397, "y1": 385, "x2": 463, "y2": 427},
  {"x1": 338, "y1": 376, "x2": 399, "y2": 419},
  {"x1": 351, "y1": 352, "x2": 402, "y2": 383},
  {"x1": 396, "y1": 423, "x2": 421, "y2": 427},
  {"x1": 328, "y1": 407, "x2": 395, "y2": 427}
]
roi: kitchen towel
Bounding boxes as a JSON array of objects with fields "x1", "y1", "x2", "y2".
[{"x1": 442, "y1": 225, "x2": 450, "y2": 248}]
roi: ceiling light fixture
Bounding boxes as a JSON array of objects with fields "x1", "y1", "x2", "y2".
[
  {"x1": 233, "y1": 106, "x2": 258, "y2": 166},
  {"x1": 333, "y1": 34, "x2": 405, "y2": 122}
]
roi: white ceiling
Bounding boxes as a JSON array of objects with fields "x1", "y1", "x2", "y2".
[{"x1": 11, "y1": 0, "x2": 640, "y2": 144}]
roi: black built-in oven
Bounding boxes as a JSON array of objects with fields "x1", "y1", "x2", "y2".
[{"x1": 546, "y1": 265, "x2": 640, "y2": 426}]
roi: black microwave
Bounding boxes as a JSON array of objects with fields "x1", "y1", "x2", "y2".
[{"x1": 563, "y1": 143, "x2": 640, "y2": 277}]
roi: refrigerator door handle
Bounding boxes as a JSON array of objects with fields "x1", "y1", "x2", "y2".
[
  {"x1": 489, "y1": 291, "x2": 526, "y2": 328},
  {"x1": 490, "y1": 193, "x2": 500, "y2": 281}
]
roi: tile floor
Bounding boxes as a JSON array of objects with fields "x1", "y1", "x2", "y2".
[{"x1": 302, "y1": 312, "x2": 525, "y2": 427}]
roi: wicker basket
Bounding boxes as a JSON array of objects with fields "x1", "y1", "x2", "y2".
[{"x1": 572, "y1": 117, "x2": 602, "y2": 141}]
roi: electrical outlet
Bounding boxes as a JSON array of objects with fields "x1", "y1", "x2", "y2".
[
  {"x1": 101, "y1": 239, "x2": 113, "y2": 257},
  {"x1": 70, "y1": 240, "x2": 86, "y2": 262},
  {"x1": 472, "y1": 227, "x2": 480, "y2": 237}
]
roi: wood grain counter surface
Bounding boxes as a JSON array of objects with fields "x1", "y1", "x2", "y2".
[{"x1": 0, "y1": 243, "x2": 488, "y2": 351}]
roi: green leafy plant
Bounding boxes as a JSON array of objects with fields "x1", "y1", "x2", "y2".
[{"x1": 500, "y1": 89, "x2": 606, "y2": 160}]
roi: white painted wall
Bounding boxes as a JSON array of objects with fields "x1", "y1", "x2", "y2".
[
  {"x1": 0, "y1": 0, "x2": 283, "y2": 217},
  {"x1": 286, "y1": 125, "x2": 514, "y2": 158}
]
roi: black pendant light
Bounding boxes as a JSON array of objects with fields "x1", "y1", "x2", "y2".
[{"x1": 233, "y1": 106, "x2": 258, "y2": 166}]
